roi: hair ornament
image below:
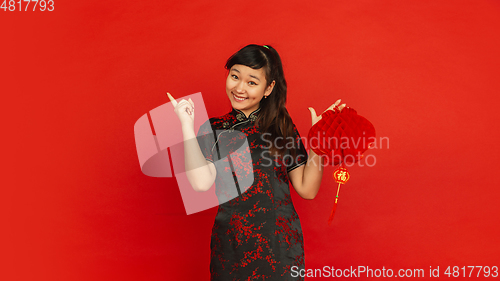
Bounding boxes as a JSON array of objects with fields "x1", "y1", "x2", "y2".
[{"x1": 263, "y1": 45, "x2": 269, "y2": 49}]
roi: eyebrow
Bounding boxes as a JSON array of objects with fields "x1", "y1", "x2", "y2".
[
  {"x1": 249, "y1": 75, "x2": 261, "y2": 81},
  {"x1": 231, "y1": 68, "x2": 261, "y2": 82}
]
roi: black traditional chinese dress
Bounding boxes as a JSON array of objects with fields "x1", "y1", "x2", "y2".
[{"x1": 197, "y1": 107, "x2": 308, "y2": 281}]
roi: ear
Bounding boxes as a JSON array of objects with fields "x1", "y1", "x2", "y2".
[{"x1": 264, "y1": 80, "x2": 275, "y2": 97}]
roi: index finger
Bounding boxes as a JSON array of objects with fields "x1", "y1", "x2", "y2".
[
  {"x1": 323, "y1": 99, "x2": 341, "y2": 114},
  {"x1": 166, "y1": 92, "x2": 178, "y2": 107}
]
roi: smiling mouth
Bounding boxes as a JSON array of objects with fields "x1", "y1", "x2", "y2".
[{"x1": 233, "y1": 93, "x2": 248, "y2": 101}]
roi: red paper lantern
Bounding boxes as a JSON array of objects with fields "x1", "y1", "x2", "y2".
[
  {"x1": 307, "y1": 106, "x2": 375, "y2": 225},
  {"x1": 308, "y1": 107, "x2": 375, "y2": 166}
]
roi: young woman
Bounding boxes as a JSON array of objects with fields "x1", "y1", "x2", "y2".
[{"x1": 170, "y1": 44, "x2": 345, "y2": 280}]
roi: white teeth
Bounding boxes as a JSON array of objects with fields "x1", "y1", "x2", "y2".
[{"x1": 233, "y1": 94, "x2": 246, "y2": 101}]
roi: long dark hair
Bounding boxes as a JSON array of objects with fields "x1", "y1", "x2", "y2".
[{"x1": 225, "y1": 44, "x2": 295, "y2": 158}]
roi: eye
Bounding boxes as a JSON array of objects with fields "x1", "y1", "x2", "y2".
[
  {"x1": 231, "y1": 74, "x2": 238, "y2": 80},
  {"x1": 248, "y1": 81, "x2": 257, "y2": 86}
]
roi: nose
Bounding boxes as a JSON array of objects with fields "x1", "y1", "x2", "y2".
[{"x1": 234, "y1": 80, "x2": 245, "y2": 93}]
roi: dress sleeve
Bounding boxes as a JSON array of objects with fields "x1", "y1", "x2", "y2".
[
  {"x1": 196, "y1": 119, "x2": 217, "y2": 163},
  {"x1": 285, "y1": 123, "x2": 309, "y2": 173}
]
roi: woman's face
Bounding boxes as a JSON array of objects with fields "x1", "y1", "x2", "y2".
[{"x1": 226, "y1": 64, "x2": 275, "y2": 117}]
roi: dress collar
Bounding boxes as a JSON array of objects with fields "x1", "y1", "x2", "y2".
[{"x1": 230, "y1": 107, "x2": 261, "y2": 122}]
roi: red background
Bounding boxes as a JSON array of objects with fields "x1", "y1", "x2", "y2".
[{"x1": 2, "y1": 0, "x2": 499, "y2": 280}]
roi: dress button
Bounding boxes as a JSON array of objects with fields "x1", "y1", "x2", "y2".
[{"x1": 236, "y1": 113, "x2": 245, "y2": 121}]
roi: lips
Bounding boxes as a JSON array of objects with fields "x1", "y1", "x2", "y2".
[{"x1": 232, "y1": 93, "x2": 248, "y2": 102}]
